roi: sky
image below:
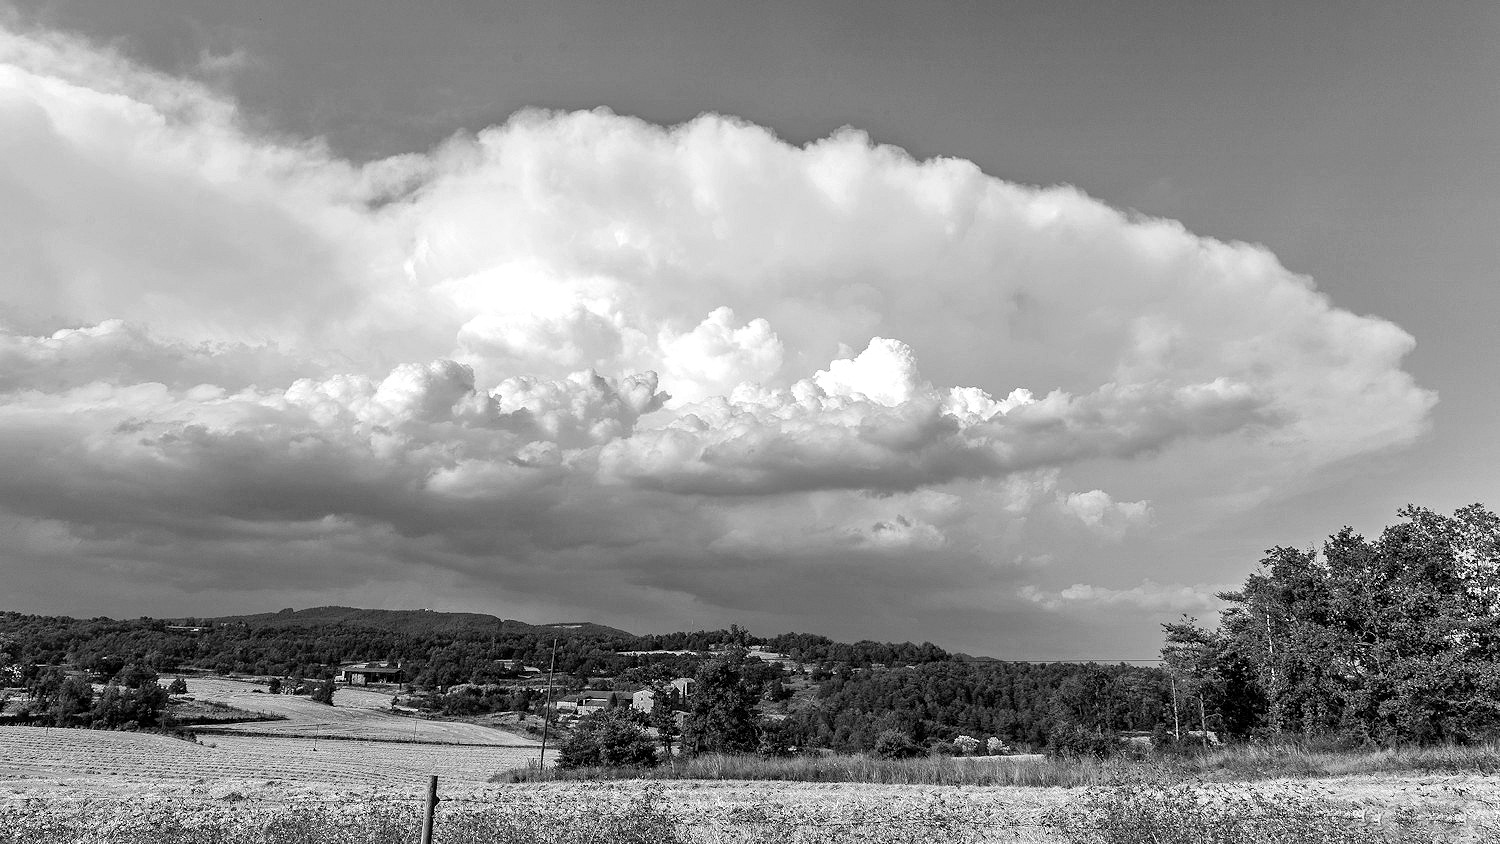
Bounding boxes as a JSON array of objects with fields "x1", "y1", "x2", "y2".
[{"x1": 1, "y1": 1, "x2": 1496, "y2": 658}]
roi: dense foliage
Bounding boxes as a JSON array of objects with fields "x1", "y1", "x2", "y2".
[
  {"x1": 557, "y1": 709, "x2": 659, "y2": 769},
  {"x1": 3, "y1": 606, "x2": 1184, "y2": 755},
  {"x1": 779, "y1": 660, "x2": 1171, "y2": 754},
  {"x1": 18, "y1": 664, "x2": 170, "y2": 729},
  {"x1": 1165, "y1": 504, "x2": 1500, "y2": 745},
  {"x1": 682, "y1": 647, "x2": 761, "y2": 753}
]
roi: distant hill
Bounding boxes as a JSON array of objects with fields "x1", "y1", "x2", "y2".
[{"x1": 208, "y1": 606, "x2": 632, "y2": 639}]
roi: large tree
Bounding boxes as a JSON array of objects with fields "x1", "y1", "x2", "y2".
[{"x1": 682, "y1": 646, "x2": 760, "y2": 753}]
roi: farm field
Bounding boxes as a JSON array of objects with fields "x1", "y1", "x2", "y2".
[
  {"x1": 181, "y1": 676, "x2": 538, "y2": 745},
  {"x1": 3, "y1": 725, "x2": 1499, "y2": 843},
  {"x1": 0, "y1": 726, "x2": 542, "y2": 796}
]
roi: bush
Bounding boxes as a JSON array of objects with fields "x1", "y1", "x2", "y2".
[
  {"x1": 310, "y1": 679, "x2": 335, "y2": 706},
  {"x1": 873, "y1": 729, "x2": 925, "y2": 760},
  {"x1": 1047, "y1": 725, "x2": 1120, "y2": 760},
  {"x1": 558, "y1": 709, "x2": 659, "y2": 769}
]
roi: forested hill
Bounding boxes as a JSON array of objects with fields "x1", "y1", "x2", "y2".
[
  {"x1": 207, "y1": 606, "x2": 633, "y2": 640},
  {"x1": 0, "y1": 609, "x2": 1171, "y2": 753}
]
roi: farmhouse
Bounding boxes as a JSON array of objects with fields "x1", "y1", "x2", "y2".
[
  {"x1": 631, "y1": 689, "x2": 656, "y2": 713},
  {"x1": 555, "y1": 689, "x2": 620, "y2": 715},
  {"x1": 337, "y1": 662, "x2": 404, "y2": 686},
  {"x1": 632, "y1": 678, "x2": 696, "y2": 713}
]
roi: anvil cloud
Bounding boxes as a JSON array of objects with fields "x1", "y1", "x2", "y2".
[{"x1": 0, "y1": 25, "x2": 1434, "y2": 652}]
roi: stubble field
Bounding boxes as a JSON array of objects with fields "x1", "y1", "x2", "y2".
[
  {"x1": 181, "y1": 677, "x2": 537, "y2": 745},
  {"x1": 4, "y1": 723, "x2": 1500, "y2": 843}
]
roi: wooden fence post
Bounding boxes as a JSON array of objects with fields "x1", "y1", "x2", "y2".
[{"x1": 420, "y1": 775, "x2": 438, "y2": 844}]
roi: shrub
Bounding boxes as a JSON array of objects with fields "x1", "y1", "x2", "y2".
[
  {"x1": 310, "y1": 679, "x2": 335, "y2": 706},
  {"x1": 1047, "y1": 725, "x2": 1121, "y2": 760},
  {"x1": 873, "y1": 729, "x2": 925, "y2": 759},
  {"x1": 558, "y1": 709, "x2": 659, "y2": 769}
]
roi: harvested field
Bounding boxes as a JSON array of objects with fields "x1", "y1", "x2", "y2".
[
  {"x1": 2, "y1": 772, "x2": 1499, "y2": 843},
  {"x1": 0, "y1": 726, "x2": 542, "y2": 795},
  {"x1": 182, "y1": 677, "x2": 536, "y2": 745},
  {"x1": 3, "y1": 725, "x2": 1498, "y2": 842}
]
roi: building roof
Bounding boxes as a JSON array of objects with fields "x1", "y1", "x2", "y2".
[{"x1": 339, "y1": 662, "x2": 402, "y2": 673}]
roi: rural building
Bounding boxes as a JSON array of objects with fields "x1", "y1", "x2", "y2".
[
  {"x1": 631, "y1": 689, "x2": 656, "y2": 713},
  {"x1": 337, "y1": 662, "x2": 404, "y2": 686},
  {"x1": 555, "y1": 689, "x2": 619, "y2": 715},
  {"x1": 670, "y1": 677, "x2": 695, "y2": 697},
  {"x1": 745, "y1": 646, "x2": 798, "y2": 670}
]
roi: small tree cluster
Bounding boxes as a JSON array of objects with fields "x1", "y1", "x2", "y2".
[
  {"x1": 557, "y1": 709, "x2": 658, "y2": 769},
  {"x1": 310, "y1": 678, "x2": 336, "y2": 706},
  {"x1": 1166, "y1": 503, "x2": 1500, "y2": 745}
]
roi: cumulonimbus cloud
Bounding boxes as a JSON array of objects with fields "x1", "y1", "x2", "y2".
[{"x1": 0, "y1": 23, "x2": 1436, "y2": 647}]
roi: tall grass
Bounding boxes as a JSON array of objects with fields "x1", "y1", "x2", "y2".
[
  {"x1": 1165, "y1": 741, "x2": 1500, "y2": 781},
  {"x1": 498, "y1": 742, "x2": 1500, "y2": 787},
  {"x1": 500, "y1": 752, "x2": 1119, "y2": 786}
]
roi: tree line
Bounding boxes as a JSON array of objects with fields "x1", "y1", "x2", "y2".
[
  {"x1": 8, "y1": 504, "x2": 1492, "y2": 754},
  {"x1": 1165, "y1": 504, "x2": 1500, "y2": 746}
]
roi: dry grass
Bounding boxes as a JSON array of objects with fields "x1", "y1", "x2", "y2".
[
  {"x1": 0, "y1": 789, "x2": 691, "y2": 844},
  {"x1": 3, "y1": 780, "x2": 1493, "y2": 844},
  {"x1": 500, "y1": 743, "x2": 1500, "y2": 788},
  {"x1": 501, "y1": 752, "x2": 1118, "y2": 786},
  {"x1": 1164, "y1": 742, "x2": 1500, "y2": 781}
]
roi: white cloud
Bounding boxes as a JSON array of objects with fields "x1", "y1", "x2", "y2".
[
  {"x1": 1060, "y1": 489, "x2": 1153, "y2": 540},
  {"x1": 657, "y1": 307, "x2": 783, "y2": 406},
  {"x1": 1020, "y1": 580, "x2": 1227, "y2": 614},
  {"x1": 0, "y1": 23, "x2": 1437, "y2": 652}
]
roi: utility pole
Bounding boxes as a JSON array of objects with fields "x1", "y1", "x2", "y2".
[{"x1": 537, "y1": 637, "x2": 559, "y2": 772}]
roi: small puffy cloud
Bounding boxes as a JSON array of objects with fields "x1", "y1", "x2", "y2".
[
  {"x1": 658, "y1": 307, "x2": 783, "y2": 405},
  {"x1": 850, "y1": 514, "x2": 947, "y2": 552},
  {"x1": 1060, "y1": 489, "x2": 1153, "y2": 540},
  {"x1": 0, "y1": 23, "x2": 1437, "y2": 655},
  {"x1": 812, "y1": 337, "x2": 923, "y2": 406}
]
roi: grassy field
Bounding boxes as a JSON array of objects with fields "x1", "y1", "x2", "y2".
[{"x1": 4, "y1": 725, "x2": 1499, "y2": 843}]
